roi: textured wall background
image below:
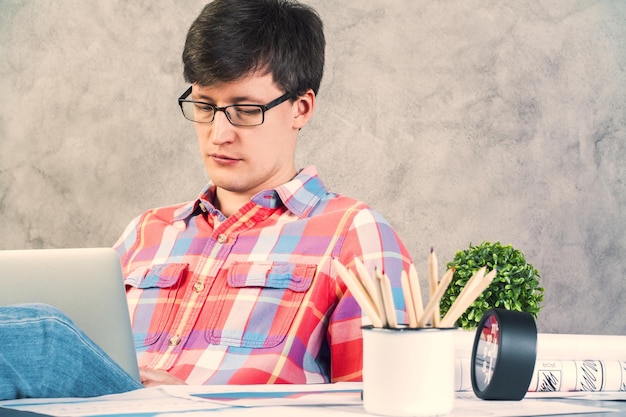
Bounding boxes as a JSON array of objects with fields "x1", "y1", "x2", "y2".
[{"x1": 1, "y1": 1, "x2": 625, "y2": 335}]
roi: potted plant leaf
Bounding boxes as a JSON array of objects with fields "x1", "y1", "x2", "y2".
[{"x1": 440, "y1": 241, "x2": 544, "y2": 330}]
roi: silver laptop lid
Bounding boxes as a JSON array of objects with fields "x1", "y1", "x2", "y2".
[{"x1": 0, "y1": 247, "x2": 140, "y2": 382}]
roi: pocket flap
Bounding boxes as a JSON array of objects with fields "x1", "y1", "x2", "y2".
[
  {"x1": 227, "y1": 262, "x2": 315, "y2": 292},
  {"x1": 124, "y1": 263, "x2": 188, "y2": 289}
]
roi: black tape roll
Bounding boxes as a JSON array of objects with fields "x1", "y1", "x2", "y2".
[{"x1": 471, "y1": 308, "x2": 537, "y2": 400}]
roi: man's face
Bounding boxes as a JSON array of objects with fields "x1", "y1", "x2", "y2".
[{"x1": 191, "y1": 73, "x2": 307, "y2": 202}]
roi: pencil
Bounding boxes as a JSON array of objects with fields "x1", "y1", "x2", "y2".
[
  {"x1": 401, "y1": 270, "x2": 418, "y2": 327},
  {"x1": 376, "y1": 268, "x2": 398, "y2": 328},
  {"x1": 353, "y1": 257, "x2": 382, "y2": 318},
  {"x1": 408, "y1": 264, "x2": 424, "y2": 324},
  {"x1": 441, "y1": 266, "x2": 486, "y2": 326},
  {"x1": 428, "y1": 247, "x2": 440, "y2": 326},
  {"x1": 440, "y1": 268, "x2": 497, "y2": 327},
  {"x1": 418, "y1": 267, "x2": 454, "y2": 328},
  {"x1": 333, "y1": 258, "x2": 384, "y2": 328}
]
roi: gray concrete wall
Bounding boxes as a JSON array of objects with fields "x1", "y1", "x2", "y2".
[{"x1": 1, "y1": 1, "x2": 625, "y2": 335}]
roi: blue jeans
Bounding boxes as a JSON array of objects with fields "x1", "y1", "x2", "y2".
[{"x1": 0, "y1": 303, "x2": 143, "y2": 400}]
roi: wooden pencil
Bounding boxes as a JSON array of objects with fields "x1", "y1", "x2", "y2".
[
  {"x1": 408, "y1": 264, "x2": 424, "y2": 324},
  {"x1": 353, "y1": 257, "x2": 382, "y2": 318},
  {"x1": 428, "y1": 247, "x2": 440, "y2": 326},
  {"x1": 401, "y1": 270, "x2": 418, "y2": 327},
  {"x1": 417, "y1": 267, "x2": 454, "y2": 328},
  {"x1": 440, "y1": 268, "x2": 497, "y2": 327},
  {"x1": 375, "y1": 268, "x2": 398, "y2": 328},
  {"x1": 333, "y1": 258, "x2": 384, "y2": 328},
  {"x1": 441, "y1": 266, "x2": 486, "y2": 326}
]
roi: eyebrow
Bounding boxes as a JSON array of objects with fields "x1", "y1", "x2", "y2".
[{"x1": 192, "y1": 93, "x2": 261, "y2": 104}]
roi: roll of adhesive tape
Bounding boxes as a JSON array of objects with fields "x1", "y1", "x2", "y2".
[{"x1": 471, "y1": 308, "x2": 537, "y2": 400}]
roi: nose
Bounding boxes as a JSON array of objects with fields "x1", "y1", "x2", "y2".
[{"x1": 207, "y1": 109, "x2": 236, "y2": 145}]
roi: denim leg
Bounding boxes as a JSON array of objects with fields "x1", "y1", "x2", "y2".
[{"x1": 0, "y1": 303, "x2": 143, "y2": 400}]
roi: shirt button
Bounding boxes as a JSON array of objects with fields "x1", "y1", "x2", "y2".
[
  {"x1": 169, "y1": 335, "x2": 181, "y2": 346},
  {"x1": 199, "y1": 202, "x2": 207, "y2": 212},
  {"x1": 193, "y1": 282, "x2": 205, "y2": 293},
  {"x1": 217, "y1": 234, "x2": 227, "y2": 244}
]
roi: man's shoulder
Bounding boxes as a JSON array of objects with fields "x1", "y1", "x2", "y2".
[
  {"x1": 320, "y1": 191, "x2": 368, "y2": 209},
  {"x1": 313, "y1": 191, "x2": 383, "y2": 220},
  {"x1": 137, "y1": 200, "x2": 197, "y2": 223}
]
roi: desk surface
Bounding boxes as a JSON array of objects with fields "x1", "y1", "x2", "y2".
[
  {"x1": 1, "y1": 383, "x2": 625, "y2": 416},
  {"x1": 524, "y1": 398, "x2": 626, "y2": 417}
]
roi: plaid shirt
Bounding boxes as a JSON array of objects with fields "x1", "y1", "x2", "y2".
[{"x1": 114, "y1": 166, "x2": 413, "y2": 384}]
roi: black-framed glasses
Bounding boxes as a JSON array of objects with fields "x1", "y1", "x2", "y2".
[{"x1": 177, "y1": 87, "x2": 292, "y2": 126}]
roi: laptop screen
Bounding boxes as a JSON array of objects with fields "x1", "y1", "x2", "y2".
[{"x1": 0, "y1": 247, "x2": 140, "y2": 382}]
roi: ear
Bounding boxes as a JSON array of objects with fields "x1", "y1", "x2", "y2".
[{"x1": 292, "y1": 89, "x2": 316, "y2": 130}]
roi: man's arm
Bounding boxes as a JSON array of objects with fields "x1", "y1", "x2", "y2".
[{"x1": 328, "y1": 208, "x2": 414, "y2": 382}]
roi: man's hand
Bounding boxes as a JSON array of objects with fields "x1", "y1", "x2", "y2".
[{"x1": 139, "y1": 367, "x2": 187, "y2": 387}]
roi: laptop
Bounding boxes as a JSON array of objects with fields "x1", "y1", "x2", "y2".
[{"x1": 0, "y1": 247, "x2": 140, "y2": 382}]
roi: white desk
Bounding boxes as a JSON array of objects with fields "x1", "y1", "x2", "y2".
[{"x1": 1, "y1": 383, "x2": 625, "y2": 416}]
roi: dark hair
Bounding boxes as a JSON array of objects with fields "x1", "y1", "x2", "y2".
[{"x1": 182, "y1": 0, "x2": 325, "y2": 97}]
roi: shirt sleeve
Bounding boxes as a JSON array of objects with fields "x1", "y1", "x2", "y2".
[
  {"x1": 328, "y1": 207, "x2": 414, "y2": 382},
  {"x1": 111, "y1": 213, "x2": 143, "y2": 270}
]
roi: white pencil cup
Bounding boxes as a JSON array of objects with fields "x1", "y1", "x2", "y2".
[{"x1": 362, "y1": 325, "x2": 456, "y2": 416}]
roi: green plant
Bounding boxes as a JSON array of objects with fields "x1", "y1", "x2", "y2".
[{"x1": 440, "y1": 241, "x2": 544, "y2": 330}]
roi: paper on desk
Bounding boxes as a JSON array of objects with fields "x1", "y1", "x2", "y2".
[
  {"x1": 526, "y1": 391, "x2": 626, "y2": 401},
  {"x1": 0, "y1": 384, "x2": 361, "y2": 417},
  {"x1": 162, "y1": 381, "x2": 362, "y2": 407},
  {"x1": 451, "y1": 392, "x2": 619, "y2": 417},
  {"x1": 164, "y1": 384, "x2": 622, "y2": 415},
  {"x1": 0, "y1": 386, "x2": 229, "y2": 417},
  {"x1": 0, "y1": 383, "x2": 618, "y2": 417}
]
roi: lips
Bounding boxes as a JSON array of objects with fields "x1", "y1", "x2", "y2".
[{"x1": 210, "y1": 153, "x2": 241, "y2": 165}]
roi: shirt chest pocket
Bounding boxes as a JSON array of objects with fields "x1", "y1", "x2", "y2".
[
  {"x1": 207, "y1": 261, "x2": 315, "y2": 349},
  {"x1": 125, "y1": 263, "x2": 187, "y2": 347}
]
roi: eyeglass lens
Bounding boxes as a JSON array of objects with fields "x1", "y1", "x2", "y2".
[{"x1": 181, "y1": 102, "x2": 264, "y2": 126}]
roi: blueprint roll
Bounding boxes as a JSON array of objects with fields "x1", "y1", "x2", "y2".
[
  {"x1": 528, "y1": 359, "x2": 626, "y2": 392},
  {"x1": 454, "y1": 330, "x2": 626, "y2": 393},
  {"x1": 535, "y1": 334, "x2": 626, "y2": 361},
  {"x1": 455, "y1": 331, "x2": 626, "y2": 362}
]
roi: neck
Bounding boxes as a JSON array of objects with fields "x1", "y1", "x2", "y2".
[
  {"x1": 213, "y1": 189, "x2": 252, "y2": 218},
  {"x1": 213, "y1": 170, "x2": 299, "y2": 218}
]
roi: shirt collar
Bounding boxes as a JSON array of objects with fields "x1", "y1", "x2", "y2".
[{"x1": 173, "y1": 165, "x2": 329, "y2": 222}]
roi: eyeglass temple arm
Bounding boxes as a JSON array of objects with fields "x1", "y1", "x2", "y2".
[{"x1": 178, "y1": 86, "x2": 193, "y2": 101}]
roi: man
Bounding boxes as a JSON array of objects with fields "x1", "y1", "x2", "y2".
[{"x1": 0, "y1": 0, "x2": 413, "y2": 399}]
